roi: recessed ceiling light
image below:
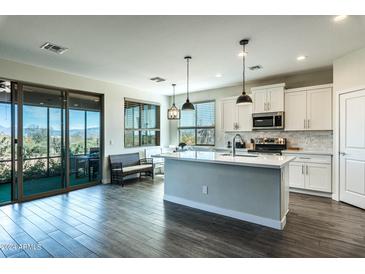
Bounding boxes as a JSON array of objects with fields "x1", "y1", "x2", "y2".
[
  {"x1": 297, "y1": 55, "x2": 307, "y2": 61},
  {"x1": 238, "y1": 51, "x2": 248, "y2": 57},
  {"x1": 215, "y1": 73, "x2": 222, "y2": 78},
  {"x1": 334, "y1": 15, "x2": 347, "y2": 22}
]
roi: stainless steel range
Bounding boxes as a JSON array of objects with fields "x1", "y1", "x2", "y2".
[{"x1": 248, "y1": 137, "x2": 287, "y2": 155}]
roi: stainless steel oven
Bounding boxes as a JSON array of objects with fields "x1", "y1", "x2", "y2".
[{"x1": 252, "y1": 112, "x2": 284, "y2": 130}]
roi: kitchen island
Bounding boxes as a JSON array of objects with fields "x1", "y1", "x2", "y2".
[{"x1": 153, "y1": 151, "x2": 295, "y2": 230}]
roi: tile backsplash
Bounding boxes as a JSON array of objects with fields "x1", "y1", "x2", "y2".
[{"x1": 223, "y1": 130, "x2": 333, "y2": 151}]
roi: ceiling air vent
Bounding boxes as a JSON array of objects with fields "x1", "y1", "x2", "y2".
[
  {"x1": 249, "y1": 65, "x2": 263, "y2": 71},
  {"x1": 40, "y1": 42, "x2": 69, "y2": 55},
  {"x1": 150, "y1": 77, "x2": 166, "y2": 83}
]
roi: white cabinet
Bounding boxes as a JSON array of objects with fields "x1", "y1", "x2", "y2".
[
  {"x1": 221, "y1": 99, "x2": 236, "y2": 131},
  {"x1": 220, "y1": 97, "x2": 252, "y2": 132},
  {"x1": 285, "y1": 84, "x2": 332, "y2": 131},
  {"x1": 306, "y1": 163, "x2": 332, "y2": 192},
  {"x1": 251, "y1": 83, "x2": 285, "y2": 113},
  {"x1": 285, "y1": 153, "x2": 332, "y2": 194},
  {"x1": 285, "y1": 90, "x2": 307, "y2": 130},
  {"x1": 252, "y1": 89, "x2": 267, "y2": 113},
  {"x1": 268, "y1": 86, "x2": 285, "y2": 112},
  {"x1": 306, "y1": 87, "x2": 332, "y2": 130},
  {"x1": 288, "y1": 162, "x2": 305, "y2": 188}
]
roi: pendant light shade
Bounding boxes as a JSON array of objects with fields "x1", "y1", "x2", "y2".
[
  {"x1": 236, "y1": 39, "x2": 253, "y2": 105},
  {"x1": 182, "y1": 56, "x2": 195, "y2": 111},
  {"x1": 167, "y1": 84, "x2": 181, "y2": 120}
]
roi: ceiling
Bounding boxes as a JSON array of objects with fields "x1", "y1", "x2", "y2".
[{"x1": 0, "y1": 15, "x2": 364, "y2": 95}]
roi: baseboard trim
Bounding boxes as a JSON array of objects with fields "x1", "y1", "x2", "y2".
[
  {"x1": 290, "y1": 187, "x2": 332, "y2": 198},
  {"x1": 164, "y1": 194, "x2": 285, "y2": 230}
]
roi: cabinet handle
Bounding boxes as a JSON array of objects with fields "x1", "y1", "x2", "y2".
[
  {"x1": 302, "y1": 165, "x2": 304, "y2": 174},
  {"x1": 304, "y1": 119, "x2": 306, "y2": 129},
  {"x1": 268, "y1": 102, "x2": 270, "y2": 111},
  {"x1": 307, "y1": 119, "x2": 310, "y2": 129},
  {"x1": 306, "y1": 165, "x2": 308, "y2": 175},
  {"x1": 264, "y1": 103, "x2": 267, "y2": 111}
]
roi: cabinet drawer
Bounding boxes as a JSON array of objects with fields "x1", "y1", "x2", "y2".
[{"x1": 287, "y1": 154, "x2": 332, "y2": 164}]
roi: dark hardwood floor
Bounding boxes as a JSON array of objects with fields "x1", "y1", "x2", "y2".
[{"x1": 0, "y1": 175, "x2": 365, "y2": 258}]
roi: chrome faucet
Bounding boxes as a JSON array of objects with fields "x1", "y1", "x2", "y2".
[{"x1": 232, "y1": 134, "x2": 244, "y2": 156}]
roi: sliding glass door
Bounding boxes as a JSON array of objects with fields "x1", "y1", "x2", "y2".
[
  {"x1": 0, "y1": 80, "x2": 12, "y2": 204},
  {"x1": 0, "y1": 80, "x2": 103, "y2": 204},
  {"x1": 68, "y1": 92, "x2": 101, "y2": 187},
  {"x1": 21, "y1": 85, "x2": 66, "y2": 198}
]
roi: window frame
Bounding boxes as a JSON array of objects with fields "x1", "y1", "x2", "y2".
[
  {"x1": 124, "y1": 99, "x2": 161, "y2": 148},
  {"x1": 178, "y1": 100, "x2": 215, "y2": 146}
]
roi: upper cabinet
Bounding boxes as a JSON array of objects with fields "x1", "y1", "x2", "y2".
[
  {"x1": 251, "y1": 83, "x2": 285, "y2": 113},
  {"x1": 285, "y1": 84, "x2": 333, "y2": 131},
  {"x1": 220, "y1": 97, "x2": 252, "y2": 132}
]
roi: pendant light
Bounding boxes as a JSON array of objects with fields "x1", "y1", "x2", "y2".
[
  {"x1": 182, "y1": 56, "x2": 195, "y2": 110},
  {"x1": 236, "y1": 39, "x2": 253, "y2": 105},
  {"x1": 167, "y1": 83, "x2": 181, "y2": 120}
]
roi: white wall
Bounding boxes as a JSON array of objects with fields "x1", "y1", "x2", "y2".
[
  {"x1": 0, "y1": 58, "x2": 170, "y2": 183},
  {"x1": 169, "y1": 68, "x2": 333, "y2": 146},
  {"x1": 332, "y1": 46, "x2": 365, "y2": 200}
]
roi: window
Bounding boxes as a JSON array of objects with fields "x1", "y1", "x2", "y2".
[
  {"x1": 178, "y1": 101, "x2": 215, "y2": 146},
  {"x1": 124, "y1": 100, "x2": 160, "y2": 147}
]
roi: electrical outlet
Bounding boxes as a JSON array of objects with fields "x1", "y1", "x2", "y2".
[{"x1": 202, "y1": 185, "x2": 208, "y2": 195}]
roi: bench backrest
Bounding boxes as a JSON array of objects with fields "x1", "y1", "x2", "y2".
[{"x1": 109, "y1": 153, "x2": 140, "y2": 167}]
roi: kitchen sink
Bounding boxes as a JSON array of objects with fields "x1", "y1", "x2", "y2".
[{"x1": 220, "y1": 153, "x2": 258, "y2": 158}]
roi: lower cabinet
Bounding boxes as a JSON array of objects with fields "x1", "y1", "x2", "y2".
[
  {"x1": 287, "y1": 154, "x2": 332, "y2": 193},
  {"x1": 305, "y1": 163, "x2": 332, "y2": 192},
  {"x1": 288, "y1": 162, "x2": 305, "y2": 188}
]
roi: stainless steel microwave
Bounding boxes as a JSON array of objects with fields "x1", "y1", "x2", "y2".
[{"x1": 252, "y1": 112, "x2": 284, "y2": 130}]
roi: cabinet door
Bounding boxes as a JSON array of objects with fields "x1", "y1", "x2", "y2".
[
  {"x1": 237, "y1": 104, "x2": 252, "y2": 131},
  {"x1": 252, "y1": 89, "x2": 267, "y2": 113},
  {"x1": 267, "y1": 86, "x2": 284, "y2": 112},
  {"x1": 307, "y1": 87, "x2": 332, "y2": 130},
  {"x1": 288, "y1": 162, "x2": 305, "y2": 188},
  {"x1": 285, "y1": 91, "x2": 307, "y2": 130},
  {"x1": 221, "y1": 99, "x2": 236, "y2": 131},
  {"x1": 305, "y1": 163, "x2": 332, "y2": 192}
]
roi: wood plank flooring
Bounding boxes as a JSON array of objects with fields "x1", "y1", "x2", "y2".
[{"x1": 0, "y1": 175, "x2": 365, "y2": 258}]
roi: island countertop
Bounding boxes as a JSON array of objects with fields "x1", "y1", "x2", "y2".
[{"x1": 153, "y1": 151, "x2": 295, "y2": 169}]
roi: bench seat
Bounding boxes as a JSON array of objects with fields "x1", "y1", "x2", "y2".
[{"x1": 109, "y1": 152, "x2": 154, "y2": 186}]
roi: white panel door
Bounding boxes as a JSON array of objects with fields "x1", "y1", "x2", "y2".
[
  {"x1": 307, "y1": 87, "x2": 332, "y2": 130},
  {"x1": 284, "y1": 91, "x2": 307, "y2": 130},
  {"x1": 252, "y1": 90, "x2": 267, "y2": 113},
  {"x1": 288, "y1": 162, "x2": 305, "y2": 188},
  {"x1": 340, "y1": 89, "x2": 365, "y2": 209},
  {"x1": 237, "y1": 104, "x2": 252, "y2": 131},
  {"x1": 305, "y1": 163, "x2": 332, "y2": 192},
  {"x1": 267, "y1": 86, "x2": 284, "y2": 112},
  {"x1": 221, "y1": 99, "x2": 236, "y2": 131}
]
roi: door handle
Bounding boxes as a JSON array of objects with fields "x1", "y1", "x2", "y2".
[
  {"x1": 340, "y1": 152, "x2": 346, "y2": 156},
  {"x1": 302, "y1": 165, "x2": 304, "y2": 174},
  {"x1": 306, "y1": 165, "x2": 308, "y2": 175}
]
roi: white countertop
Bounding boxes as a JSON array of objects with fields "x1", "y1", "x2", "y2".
[
  {"x1": 282, "y1": 149, "x2": 333, "y2": 156},
  {"x1": 152, "y1": 151, "x2": 295, "y2": 169}
]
